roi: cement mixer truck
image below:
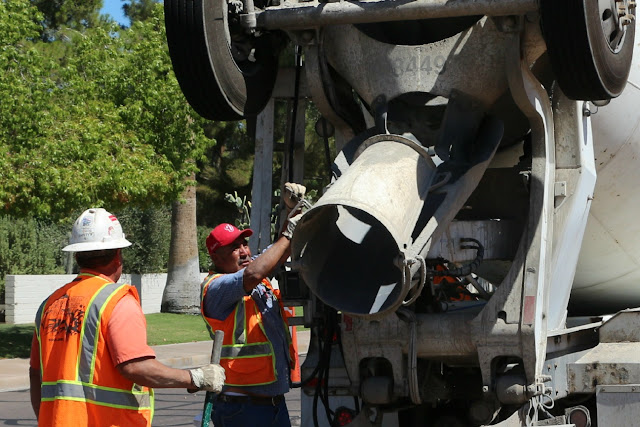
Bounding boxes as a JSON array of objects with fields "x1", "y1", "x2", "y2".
[{"x1": 164, "y1": 0, "x2": 640, "y2": 425}]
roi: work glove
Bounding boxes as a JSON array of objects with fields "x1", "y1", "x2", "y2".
[
  {"x1": 282, "y1": 213, "x2": 302, "y2": 240},
  {"x1": 283, "y1": 182, "x2": 306, "y2": 211},
  {"x1": 189, "y1": 364, "x2": 225, "y2": 393}
]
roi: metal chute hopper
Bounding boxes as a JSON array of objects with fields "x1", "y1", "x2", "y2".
[
  {"x1": 291, "y1": 119, "x2": 503, "y2": 318},
  {"x1": 291, "y1": 135, "x2": 437, "y2": 317}
]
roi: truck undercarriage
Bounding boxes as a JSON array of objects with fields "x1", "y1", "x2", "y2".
[{"x1": 165, "y1": 0, "x2": 640, "y2": 425}]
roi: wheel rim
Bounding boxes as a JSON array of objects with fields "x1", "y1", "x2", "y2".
[
  {"x1": 598, "y1": 0, "x2": 632, "y2": 53},
  {"x1": 165, "y1": 0, "x2": 281, "y2": 121},
  {"x1": 541, "y1": 0, "x2": 636, "y2": 100},
  {"x1": 205, "y1": 0, "x2": 281, "y2": 117}
]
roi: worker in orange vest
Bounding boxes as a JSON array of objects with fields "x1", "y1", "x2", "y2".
[
  {"x1": 199, "y1": 183, "x2": 305, "y2": 427},
  {"x1": 29, "y1": 208, "x2": 225, "y2": 427}
]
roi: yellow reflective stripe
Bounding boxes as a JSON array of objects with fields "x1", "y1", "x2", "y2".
[
  {"x1": 88, "y1": 285, "x2": 125, "y2": 383},
  {"x1": 220, "y1": 343, "x2": 272, "y2": 358},
  {"x1": 201, "y1": 273, "x2": 222, "y2": 340},
  {"x1": 41, "y1": 381, "x2": 151, "y2": 410},
  {"x1": 35, "y1": 299, "x2": 47, "y2": 373},
  {"x1": 200, "y1": 273, "x2": 220, "y2": 304},
  {"x1": 76, "y1": 282, "x2": 125, "y2": 383},
  {"x1": 76, "y1": 281, "x2": 108, "y2": 379},
  {"x1": 149, "y1": 387, "x2": 155, "y2": 421},
  {"x1": 233, "y1": 300, "x2": 246, "y2": 344},
  {"x1": 253, "y1": 299, "x2": 277, "y2": 379}
]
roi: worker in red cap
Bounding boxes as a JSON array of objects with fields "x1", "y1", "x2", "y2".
[{"x1": 199, "y1": 183, "x2": 305, "y2": 427}]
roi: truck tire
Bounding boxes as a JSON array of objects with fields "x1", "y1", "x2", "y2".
[
  {"x1": 165, "y1": 0, "x2": 282, "y2": 120},
  {"x1": 541, "y1": 0, "x2": 635, "y2": 101}
]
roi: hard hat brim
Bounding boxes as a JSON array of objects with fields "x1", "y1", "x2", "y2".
[{"x1": 62, "y1": 238, "x2": 132, "y2": 252}]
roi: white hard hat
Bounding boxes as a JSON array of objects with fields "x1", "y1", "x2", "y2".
[{"x1": 62, "y1": 208, "x2": 132, "y2": 252}]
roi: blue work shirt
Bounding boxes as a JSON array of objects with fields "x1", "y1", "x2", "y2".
[{"x1": 201, "y1": 268, "x2": 291, "y2": 396}]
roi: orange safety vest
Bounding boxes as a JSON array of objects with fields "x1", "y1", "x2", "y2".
[
  {"x1": 283, "y1": 307, "x2": 301, "y2": 383},
  {"x1": 35, "y1": 272, "x2": 153, "y2": 427},
  {"x1": 200, "y1": 273, "x2": 298, "y2": 387}
]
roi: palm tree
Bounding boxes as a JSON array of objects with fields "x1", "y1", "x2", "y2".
[{"x1": 162, "y1": 173, "x2": 201, "y2": 314}]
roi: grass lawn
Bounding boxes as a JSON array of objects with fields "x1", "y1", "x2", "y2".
[
  {"x1": 0, "y1": 324, "x2": 34, "y2": 359},
  {"x1": 0, "y1": 313, "x2": 212, "y2": 359},
  {"x1": 145, "y1": 313, "x2": 211, "y2": 346}
]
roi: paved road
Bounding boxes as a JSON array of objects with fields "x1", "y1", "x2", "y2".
[{"x1": 0, "y1": 385, "x2": 302, "y2": 426}]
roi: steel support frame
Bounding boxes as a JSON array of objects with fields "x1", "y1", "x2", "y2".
[
  {"x1": 473, "y1": 29, "x2": 556, "y2": 395},
  {"x1": 250, "y1": 68, "x2": 309, "y2": 253},
  {"x1": 250, "y1": 99, "x2": 276, "y2": 254},
  {"x1": 255, "y1": 0, "x2": 539, "y2": 31}
]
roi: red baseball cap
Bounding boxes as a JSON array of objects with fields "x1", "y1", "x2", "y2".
[{"x1": 206, "y1": 223, "x2": 253, "y2": 256}]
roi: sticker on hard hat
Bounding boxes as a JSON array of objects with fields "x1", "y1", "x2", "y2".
[
  {"x1": 80, "y1": 232, "x2": 95, "y2": 241},
  {"x1": 109, "y1": 215, "x2": 119, "y2": 223}
]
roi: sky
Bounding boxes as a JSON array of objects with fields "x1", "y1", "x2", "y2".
[{"x1": 100, "y1": 0, "x2": 130, "y2": 27}]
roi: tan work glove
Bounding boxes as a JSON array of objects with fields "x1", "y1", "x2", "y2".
[
  {"x1": 283, "y1": 182, "x2": 306, "y2": 211},
  {"x1": 282, "y1": 213, "x2": 303, "y2": 240},
  {"x1": 189, "y1": 364, "x2": 225, "y2": 393}
]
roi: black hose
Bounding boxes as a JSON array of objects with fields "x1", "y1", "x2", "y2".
[
  {"x1": 322, "y1": 121, "x2": 333, "y2": 181},
  {"x1": 311, "y1": 308, "x2": 339, "y2": 427},
  {"x1": 288, "y1": 45, "x2": 303, "y2": 182},
  {"x1": 320, "y1": 313, "x2": 335, "y2": 423},
  {"x1": 291, "y1": 364, "x2": 321, "y2": 389}
]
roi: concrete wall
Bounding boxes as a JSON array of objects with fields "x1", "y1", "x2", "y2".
[{"x1": 4, "y1": 273, "x2": 209, "y2": 325}]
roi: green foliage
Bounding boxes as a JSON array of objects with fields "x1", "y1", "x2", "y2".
[
  {"x1": 31, "y1": 0, "x2": 102, "y2": 33},
  {"x1": 0, "y1": 216, "x2": 70, "y2": 298},
  {"x1": 0, "y1": 3, "x2": 215, "y2": 219},
  {"x1": 224, "y1": 191, "x2": 251, "y2": 229},
  {"x1": 303, "y1": 104, "x2": 335, "y2": 194},
  {"x1": 116, "y1": 206, "x2": 172, "y2": 274},
  {"x1": 196, "y1": 121, "x2": 253, "y2": 227},
  {"x1": 123, "y1": 0, "x2": 159, "y2": 24},
  {"x1": 197, "y1": 225, "x2": 214, "y2": 272},
  {"x1": 0, "y1": 207, "x2": 173, "y2": 303}
]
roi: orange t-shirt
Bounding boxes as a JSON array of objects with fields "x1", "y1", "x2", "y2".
[{"x1": 30, "y1": 294, "x2": 155, "y2": 369}]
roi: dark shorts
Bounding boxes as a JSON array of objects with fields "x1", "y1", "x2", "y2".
[{"x1": 212, "y1": 396, "x2": 291, "y2": 427}]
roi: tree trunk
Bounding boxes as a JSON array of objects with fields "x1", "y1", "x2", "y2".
[{"x1": 162, "y1": 172, "x2": 201, "y2": 314}]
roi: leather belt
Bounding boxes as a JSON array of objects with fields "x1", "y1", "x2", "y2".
[{"x1": 218, "y1": 393, "x2": 285, "y2": 406}]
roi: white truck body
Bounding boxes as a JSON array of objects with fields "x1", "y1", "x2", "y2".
[{"x1": 572, "y1": 41, "x2": 640, "y2": 314}]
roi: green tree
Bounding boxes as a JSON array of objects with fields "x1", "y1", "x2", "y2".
[
  {"x1": 123, "y1": 0, "x2": 158, "y2": 24},
  {"x1": 196, "y1": 121, "x2": 254, "y2": 226},
  {"x1": 0, "y1": 216, "x2": 69, "y2": 299},
  {"x1": 0, "y1": 3, "x2": 214, "y2": 219},
  {"x1": 116, "y1": 206, "x2": 172, "y2": 274},
  {"x1": 0, "y1": 2, "x2": 217, "y2": 313},
  {"x1": 31, "y1": 0, "x2": 102, "y2": 33}
]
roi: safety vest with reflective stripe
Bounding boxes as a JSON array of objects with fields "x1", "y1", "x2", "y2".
[
  {"x1": 35, "y1": 272, "x2": 153, "y2": 427},
  {"x1": 200, "y1": 273, "x2": 298, "y2": 387}
]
